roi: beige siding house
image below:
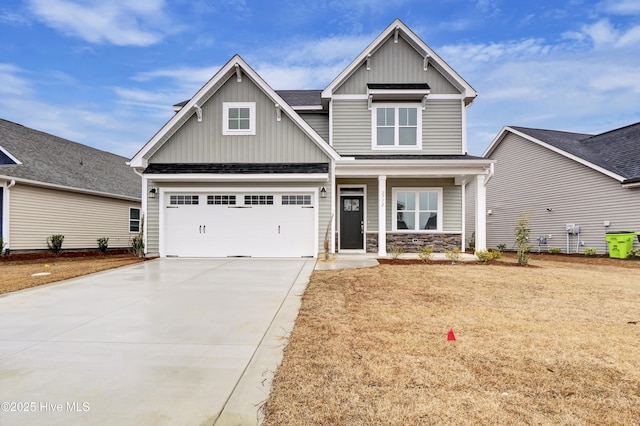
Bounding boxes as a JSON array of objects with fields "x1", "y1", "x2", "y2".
[
  {"x1": 0, "y1": 119, "x2": 141, "y2": 253},
  {"x1": 477, "y1": 124, "x2": 640, "y2": 254},
  {"x1": 129, "y1": 19, "x2": 493, "y2": 258}
]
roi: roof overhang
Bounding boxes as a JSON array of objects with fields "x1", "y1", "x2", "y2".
[
  {"x1": 367, "y1": 83, "x2": 431, "y2": 101},
  {"x1": 621, "y1": 178, "x2": 640, "y2": 188},
  {"x1": 143, "y1": 173, "x2": 329, "y2": 183},
  {"x1": 485, "y1": 126, "x2": 627, "y2": 182},
  {"x1": 0, "y1": 174, "x2": 141, "y2": 202},
  {"x1": 335, "y1": 158, "x2": 494, "y2": 181}
]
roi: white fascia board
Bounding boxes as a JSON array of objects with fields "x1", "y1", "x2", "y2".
[
  {"x1": 0, "y1": 174, "x2": 141, "y2": 202},
  {"x1": 130, "y1": 55, "x2": 340, "y2": 166},
  {"x1": 335, "y1": 160, "x2": 493, "y2": 177},
  {"x1": 321, "y1": 19, "x2": 477, "y2": 102},
  {"x1": 290, "y1": 105, "x2": 324, "y2": 111},
  {"x1": 144, "y1": 173, "x2": 329, "y2": 182},
  {"x1": 621, "y1": 181, "x2": 640, "y2": 188},
  {"x1": 487, "y1": 127, "x2": 626, "y2": 182}
]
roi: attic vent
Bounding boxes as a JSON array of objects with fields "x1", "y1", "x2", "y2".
[{"x1": 0, "y1": 146, "x2": 20, "y2": 165}]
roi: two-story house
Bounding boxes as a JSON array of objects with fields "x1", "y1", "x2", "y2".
[{"x1": 129, "y1": 19, "x2": 493, "y2": 258}]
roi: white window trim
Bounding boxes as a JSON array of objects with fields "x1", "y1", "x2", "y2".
[
  {"x1": 391, "y1": 187, "x2": 443, "y2": 232},
  {"x1": 129, "y1": 207, "x2": 141, "y2": 233},
  {"x1": 222, "y1": 102, "x2": 256, "y2": 135},
  {"x1": 371, "y1": 103, "x2": 422, "y2": 150}
]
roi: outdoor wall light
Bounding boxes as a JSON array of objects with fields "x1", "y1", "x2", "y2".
[
  {"x1": 148, "y1": 187, "x2": 157, "y2": 199},
  {"x1": 320, "y1": 187, "x2": 327, "y2": 198}
]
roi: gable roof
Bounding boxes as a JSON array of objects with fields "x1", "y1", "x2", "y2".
[
  {"x1": 276, "y1": 90, "x2": 323, "y2": 109},
  {"x1": 321, "y1": 19, "x2": 477, "y2": 105},
  {"x1": 0, "y1": 119, "x2": 140, "y2": 200},
  {"x1": 484, "y1": 122, "x2": 640, "y2": 184},
  {"x1": 129, "y1": 56, "x2": 339, "y2": 168}
]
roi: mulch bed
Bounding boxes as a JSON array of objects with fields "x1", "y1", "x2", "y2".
[{"x1": 0, "y1": 249, "x2": 133, "y2": 262}]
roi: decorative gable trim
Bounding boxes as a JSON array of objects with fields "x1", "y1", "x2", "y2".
[
  {"x1": 484, "y1": 126, "x2": 626, "y2": 183},
  {"x1": 129, "y1": 55, "x2": 340, "y2": 168},
  {"x1": 321, "y1": 19, "x2": 477, "y2": 105}
]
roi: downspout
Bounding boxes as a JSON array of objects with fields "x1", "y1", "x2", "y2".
[
  {"x1": 3, "y1": 180, "x2": 16, "y2": 251},
  {"x1": 132, "y1": 169, "x2": 147, "y2": 256}
]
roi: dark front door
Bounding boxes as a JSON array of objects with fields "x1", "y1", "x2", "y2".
[{"x1": 340, "y1": 195, "x2": 364, "y2": 249}]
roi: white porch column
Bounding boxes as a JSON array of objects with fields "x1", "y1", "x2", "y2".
[
  {"x1": 474, "y1": 174, "x2": 487, "y2": 251},
  {"x1": 378, "y1": 175, "x2": 387, "y2": 256}
]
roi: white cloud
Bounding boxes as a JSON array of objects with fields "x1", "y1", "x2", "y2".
[
  {"x1": 27, "y1": 0, "x2": 171, "y2": 46},
  {"x1": 0, "y1": 9, "x2": 31, "y2": 25},
  {"x1": 0, "y1": 64, "x2": 33, "y2": 96},
  {"x1": 600, "y1": 0, "x2": 640, "y2": 15}
]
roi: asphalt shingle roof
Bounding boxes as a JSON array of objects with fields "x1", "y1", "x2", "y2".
[
  {"x1": 511, "y1": 123, "x2": 640, "y2": 182},
  {"x1": 144, "y1": 163, "x2": 329, "y2": 174},
  {"x1": 0, "y1": 119, "x2": 140, "y2": 199},
  {"x1": 275, "y1": 90, "x2": 323, "y2": 107}
]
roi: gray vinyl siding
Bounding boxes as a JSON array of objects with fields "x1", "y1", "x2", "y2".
[
  {"x1": 8, "y1": 184, "x2": 139, "y2": 250},
  {"x1": 149, "y1": 75, "x2": 328, "y2": 164},
  {"x1": 486, "y1": 132, "x2": 640, "y2": 254},
  {"x1": 334, "y1": 36, "x2": 460, "y2": 95},
  {"x1": 336, "y1": 178, "x2": 461, "y2": 233},
  {"x1": 332, "y1": 99, "x2": 463, "y2": 155},
  {"x1": 332, "y1": 99, "x2": 371, "y2": 153},
  {"x1": 300, "y1": 113, "x2": 329, "y2": 142},
  {"x1": 144, "y1": 179, "x2": 332, "y2": 257}
]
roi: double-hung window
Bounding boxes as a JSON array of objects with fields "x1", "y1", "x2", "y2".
[
  {"x1": 392, "y1": 188, "x2": 442, "y2": 232},
  {"x1": 372, "y1": 103, "x2": 421, "y2": 149},
  {"x1": 223, "y1": 102, "x2": 256, "y2": 135},
  {"x1": 129, "y1": 207, "x2": 141, "y2": 233}
]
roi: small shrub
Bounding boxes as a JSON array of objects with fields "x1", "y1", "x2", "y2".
[
  {"x1": 445, "y1": 247, "x2": 462, "y2": 263},
  {"x1": 514, "y1": 212, "x2": 532, "y2": 266},
  {"x1": 389, "y1": 244, "x2": 404, "y2": 260},
  {"x1": 131, "y1": 234, "x2": 144, "y2": 258},
  {"x1": 468, "y1": 232, "x2": 475, "y2": 250},
  {"x1": 97, "y1": 237, "x2": 109, "y2": 253},
  {"x1": 476, "y1": 249, "x2": 502, "y2": 263},
  {"x1": 628, "y1": 248, "x2": 640, "y2": 258},
  {"x1": 583, "y1": 247, "x2": 597, "y2": 256},
  {"x1": 47, "y1": 234, "x2": 64, "y2": 254},
  {"x1": 548, "y1": 246, "x2": 562, "y2": 254},
  {"x1": 418, "y1": 246, "x2": 434, "y2": 263},
  {"x1": 497, "y1": 243, "x2": 507, "y2": 251},
  {"x1": 0, "y1": 237, "x2": 5, "y2": 256}
]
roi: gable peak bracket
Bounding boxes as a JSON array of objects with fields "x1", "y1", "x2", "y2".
[
  {"x1": 274, "y1": 103, "x2": 281, "y2": 122},
  {"x1": 368, "y1": 95, "x2": 373, "y2": 111},
  {"x1": 421, "y1": 95, "x2": 428, "y2": 110},
  {"x1": 394, "y1": 26, "x2": 399, "y2": 43},
  {"x1": 366, "y1": 53, "x2": 372, "y2": 71},
  {"x1": 194, "y1": 104, "x2": 203, "y2": 122},
  {"x1": 423, "y1": 54, "x2": 430, "y2": 71},
  {"x1": 235, "y1": 63, "x2": 242, "y2": 82}
]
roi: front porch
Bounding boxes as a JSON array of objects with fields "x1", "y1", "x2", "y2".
[{"x1": 332, "y1": 156, "x2": 493, "y2": 256}]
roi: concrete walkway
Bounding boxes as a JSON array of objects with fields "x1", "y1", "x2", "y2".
[{"x1": 0, "y1": 258, "x2": 314, "y2": 426}]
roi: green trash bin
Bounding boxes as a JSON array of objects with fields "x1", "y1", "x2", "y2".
[{"x1": 605, "y1": 232, "x2": 635, "y2": 259}]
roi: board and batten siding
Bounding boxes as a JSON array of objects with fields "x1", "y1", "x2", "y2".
[
  {"x1": 300, "y1": 113, "x2": 329, "y2": 142},
  {"x1": 334, "y1": 36, "x2": 460, "y2": 95},
  {"x1": 9, "y1": 184, "x2": 139, "y2": 250},
  {"x1": 336, "y1": 178, "x2": 461, "y2": 233},
  {"x1": 331, "y1": 99, "x2": 463, "y2": 155},
  {"x1": 149, "y1": 75, "x2": 328, "y2": 164},
  {"x1": 144, "y1": 179, "x2": 332, "y2": 257},
  {"x1": 486, "y1": 132, "x2": 640, "y2": 254}
]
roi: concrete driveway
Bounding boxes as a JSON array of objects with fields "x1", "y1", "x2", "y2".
[{"x1": 0, "y1": 258, "x2": 315, "y2": 426}]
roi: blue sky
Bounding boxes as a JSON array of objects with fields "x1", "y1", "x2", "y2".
[{"x1": 1, "y1": 0, "x2": 639, "y2": 157}]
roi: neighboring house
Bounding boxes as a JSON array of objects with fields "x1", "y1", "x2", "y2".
[
  {"x1": 0, "y1": 119, "x2": 141, "y2": 252},
  {"x1": 129, "y1": 19, "x2": 493, "y2": 258},
  {"x1": 469, "y1": 122, "x2": 640, "y2": 254}
]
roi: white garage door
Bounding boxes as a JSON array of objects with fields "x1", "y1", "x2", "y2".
[{"x1": 163, "y1": 191, "x2": 316, "y2": 257}]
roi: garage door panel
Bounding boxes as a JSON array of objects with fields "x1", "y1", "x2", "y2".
[{"x1": 163, "y1": 191, "x2": 316, "y2": 258}]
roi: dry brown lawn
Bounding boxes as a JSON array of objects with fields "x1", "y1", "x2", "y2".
[
  {"x1": 264, "y1": 257, "x2": 640, "y2": 425},
  {"x1": 0, "y1": 255, "x2": 143, "y2": 295}
]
